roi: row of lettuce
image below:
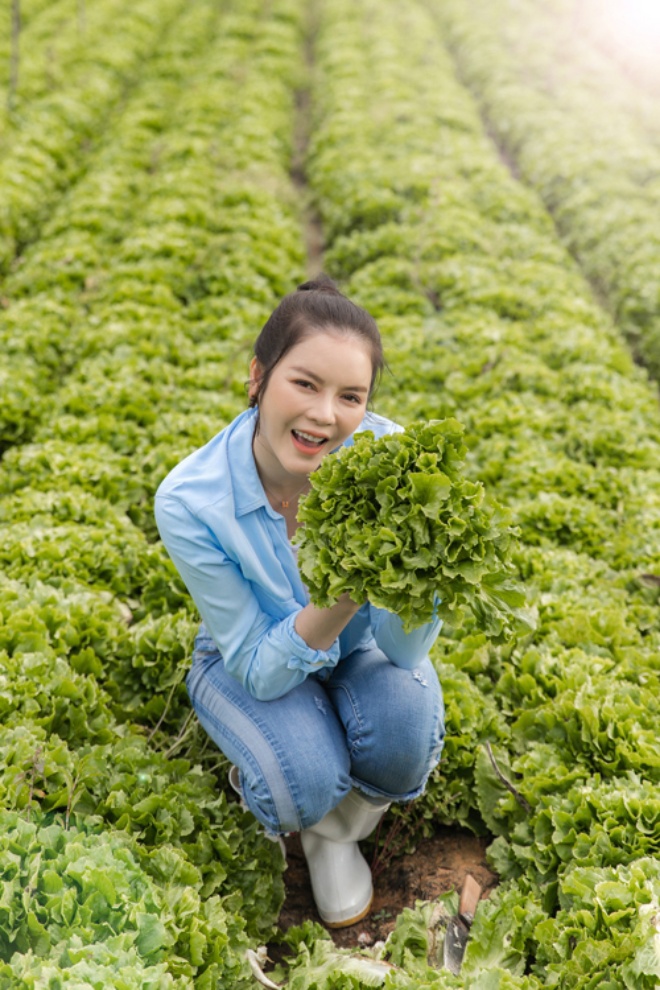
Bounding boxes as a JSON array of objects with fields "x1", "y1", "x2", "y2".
[
  {"x1": 0, "y1": 0, "x2": 191, "y2": 276},
  {"x1": 427, "y1": 0, "x2": 660, "y2": 385},
  {"x1": 0, "y1": 0, "x2": 129, "y2": 109},
  {"x1": 0, "y1": 0, "x2": 300, "y2": 453},
  {"x1": 0, "y1": 0, "x2": 58, "y2": 96},
  {"x1": 0, "y1": 0, "x2": 307, "y2": 985},
  {"x1": 276, "y1": 0, "x2": 660, "y2": 986},
  {"x1": 1, "y1": 0, "x2": 200, "y2": 452}
]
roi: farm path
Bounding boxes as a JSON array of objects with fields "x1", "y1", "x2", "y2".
[{"x1": 290, "y1": 3, "x2": 324, "y2": 277}]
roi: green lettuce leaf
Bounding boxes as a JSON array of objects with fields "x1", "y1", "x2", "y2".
[{"x1": 296, "y1": 420, "x2": 532, "y2": 638}]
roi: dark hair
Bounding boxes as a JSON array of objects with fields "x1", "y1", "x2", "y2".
[{"x1": 248, "y1": 273, "x2": 385, "y2": 407}]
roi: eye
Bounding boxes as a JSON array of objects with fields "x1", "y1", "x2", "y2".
[
  {"x1": 294, "y1": 379, "x2": 315, "y2": 390},
  {"x1": 343, "y1": 393, "x2": 363, "y2": 404}
]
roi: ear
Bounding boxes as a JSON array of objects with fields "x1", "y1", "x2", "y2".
[{"x1": 248, "y1": 357, "x2": 264, "y2": 401}]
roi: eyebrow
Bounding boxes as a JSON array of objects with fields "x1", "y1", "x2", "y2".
[{"x1": 290, "y1": 366, "x2": 369, "y2": 393}]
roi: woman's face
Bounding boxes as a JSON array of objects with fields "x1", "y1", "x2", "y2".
[{"x1": 250, "y1": 331, "x2": 373, "y2": 485}]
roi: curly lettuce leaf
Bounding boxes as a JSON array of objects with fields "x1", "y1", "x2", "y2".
[{"x1": 296, "y1": 420, "x2": 532, "y2": 638}]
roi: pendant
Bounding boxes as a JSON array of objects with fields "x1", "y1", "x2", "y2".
[{"x1": 281, "y1": 500, "x2": 289, "y2": 508}]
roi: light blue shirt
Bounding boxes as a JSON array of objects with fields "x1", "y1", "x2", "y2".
[{"x1": 154, "y1": 406, "x2": 442, "y2": 700}]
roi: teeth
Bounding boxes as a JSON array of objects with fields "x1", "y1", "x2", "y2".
[{"x1": 295, "y1": 430, "x2": 325, "y2": 444}]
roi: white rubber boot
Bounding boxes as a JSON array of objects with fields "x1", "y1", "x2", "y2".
[{"x1": 300, "y1": 790, "x2": 390, "y2": 928}]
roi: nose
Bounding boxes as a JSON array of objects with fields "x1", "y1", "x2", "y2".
[{"x1": 309, "y1": 390, "x2": 336, "y2": 425}]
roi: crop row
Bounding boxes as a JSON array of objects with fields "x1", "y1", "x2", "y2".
[
  {"x1": 0, "y1": 0, "x2": 303, "y2": 455},
  {"x1": 430, "y1": 0, "x2": 660, "y2": 382},
  {"x1": 0, "y1": 0, "x2": 238, "y2": 453},
  {"x1": 0, "y1": 0, "x2": 306, "y2": 983},
  {"x1": 0, "y1": 0, "x2": 119, "y2": 113},
  {"x1": 294, "y1": 0, "x2": 660, "y2": 985},
  {"x1": 0, "y1": 0, "x2": 189, "y2": 275},
  {"x1": 0, "y1": 0, "x2": 58, "y2": 89}
]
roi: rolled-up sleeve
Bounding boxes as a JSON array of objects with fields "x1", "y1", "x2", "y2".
[
  {"x1": 369, "y1": 603, "x2": 442, "y2": 667},
  {"x1": 154, "y1": 495, "x2": 340, "y2": 700}
]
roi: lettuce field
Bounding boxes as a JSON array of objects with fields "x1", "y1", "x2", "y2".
[{"x1": 1, "y1": 0, "x2": 660, "y2": 986}]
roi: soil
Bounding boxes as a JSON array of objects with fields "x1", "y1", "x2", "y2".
[{"x1": 274, "y1": 825, "x2": 499, "y2": 950}]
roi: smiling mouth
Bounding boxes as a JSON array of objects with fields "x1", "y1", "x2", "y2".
[{"x1": 291, "y1": 429, "x2": 327, "y2": 449}]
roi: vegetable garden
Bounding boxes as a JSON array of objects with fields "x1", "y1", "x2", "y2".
[{"x1": 1, "y1": 0, "x2": 659, "y2": 986}]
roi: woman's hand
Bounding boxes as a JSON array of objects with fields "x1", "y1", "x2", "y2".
[{"x1": 294, "y1": 593, "x2": 364, "y2": 652}]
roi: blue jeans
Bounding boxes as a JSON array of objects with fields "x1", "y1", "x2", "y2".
[{"x1": 186, "y1": 625, "x2": 445, "y2": 835}]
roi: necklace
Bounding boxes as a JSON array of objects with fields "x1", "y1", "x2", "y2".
[{"x1": 262, "y1": 479, "x2": 310, "y2": 509}]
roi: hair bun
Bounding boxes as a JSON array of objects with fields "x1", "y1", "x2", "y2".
[{"x1": 296, "y1": 273, "x2": 341, "y2": 295}]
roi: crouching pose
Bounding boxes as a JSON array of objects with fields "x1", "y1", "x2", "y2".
[{"x1": 155, "y1": 275, "x2": 445, "y2": 928}]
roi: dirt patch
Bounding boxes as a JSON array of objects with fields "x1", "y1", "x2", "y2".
[{"x1": 275, "y1": 826, "x2": 499, "y2": 949}]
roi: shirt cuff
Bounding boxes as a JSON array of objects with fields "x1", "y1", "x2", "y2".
[{"x1": 282, "y1": 617, "x2": 341, "y2": 674}]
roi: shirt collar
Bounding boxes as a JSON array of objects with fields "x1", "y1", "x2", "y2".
[{"x1": 228, "y1": 407, "x2": 272, "y2": 517}]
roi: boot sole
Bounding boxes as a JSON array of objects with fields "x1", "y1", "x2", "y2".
[{"x1": 321, "y1": 892, "x2": 374, "y2": 929}]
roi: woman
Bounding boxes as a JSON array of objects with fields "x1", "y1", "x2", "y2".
[{"x1": 155, "y1": 275, "x2": 445, "y2": 928}]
